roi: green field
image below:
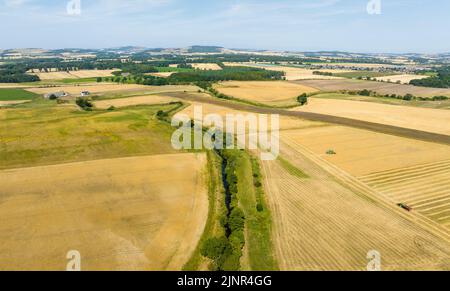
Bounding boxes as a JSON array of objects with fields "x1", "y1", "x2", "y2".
[
  {"x1": 0, "y1": 101, "x2": 181, "y2": 169},
  {"x1": 0, "y1": 89, "x2": 39, "y2": 101},
  {"x1": 156, "y1": 67, "x2": 195, "y2": 73}
]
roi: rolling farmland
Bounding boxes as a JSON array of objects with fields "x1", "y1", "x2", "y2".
[
  {"x1": 94, "y1": 95, "x2": 180, "y2": 109},
  {"x1": 294, "y1": 98, "x2": 450, "y2": 135},
  {"x1": 261, "y1": 140, "x2": 450, "y2": 270},
  {"x1": 0, "y1": 154, "x2": 208, "y2": 271},
  {"x1": 214, "y1": 81, "x2": 318, "y2": 106},
  {"x1": 29, "y1": 69, "x2": 117, "y2": 80},
  {"x1": 294, "y1": 79, "x2": 450, "y2": 97},
  {"x1": 26, "y1": 84, "x2": 198, "y2": 97},
  {"x1": 360, "y1": 160, "x2": 450, "y2": 229}
]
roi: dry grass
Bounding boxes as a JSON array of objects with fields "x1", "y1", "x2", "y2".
[
  {"x1": 261, "y1": 140, "x2": 450, "y2": 270},
  {"x1": 94, "y1": 95, "x2": 180, "y2": 109},
  {"x1": 29, "y1": 70, "x2": 116, "y2": 80},
  {"x1": 0, "y1": 153, "x2": 208, "y2": 271},
  {"x1": 214, "y1": 81, "x2": 318, "y2": 106},
  {"x1": 294, "y1": 79, "x2": 450, "y2": 98},
  {"x1": 375, "y1": 74, "x2": 430, "y2": 84},
  {"x1": 0, "y1": 100, "x2": 31, "y2": 106},
  {"x1": 293, "y1": 97, "x2": 450, "y2": 135}
]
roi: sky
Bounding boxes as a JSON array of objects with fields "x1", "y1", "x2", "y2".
[{"x1": 1, "y1": 0, "x2": 449, "y2": 53}]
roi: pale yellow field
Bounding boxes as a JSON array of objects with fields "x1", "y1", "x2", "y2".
[
  {"x1": 223, "y1": 62, "x2": 347, "y2": 80},
  {"x1": 0, "y1": 153, "x2": 208, "y2": 271},
  {"x1": 179, "y1": 101, "x2": 325, "y2": 131},
  {"x1": 94, "y1": 95, "x2": 179, "y2": 109},
  {"x1": 0, "y1": 83, "x2": 33, "y2": 88},
  {"x1": 30, "y1": 70, "x2": 116, "y2": 80},
  {"x1": 375, "y1": 74, "x2": 430, "y2": 84},
  {"x1": 26, "y1": 84, "x2": 197, "y2": 96},
  {"x1": 294, "y1": 97, "x2": 450, "y2": 135},
  {"x1": 281, "y1": 125, "x2": 450, "y2": 176},
  {"x1": 0, "y1": 100, "x2": 31, "y2": 106},
  {"x1": 261, "y1": 140, "x2": 450, "y2": 270},
  {"x1": 320, "y1": 63, "x2": 401, "y2": 69},
  {"x1": 191, "y1": 63, "x2": 222, "y2": 70},
  {"x1": 360, "y1": 160, "x2": 450, "y2": 230},
  {"x1": 147, "y1": 72, "x2": 175, "y2": 78},
  {"x1": 214, "y1": 81, "x2": 319, "y2": 106}
]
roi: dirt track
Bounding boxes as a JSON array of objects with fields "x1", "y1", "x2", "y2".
[{"x1": 166, "y1": 92, "x2": 450, "y2": 145}]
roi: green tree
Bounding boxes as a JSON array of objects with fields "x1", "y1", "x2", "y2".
[{"x1": 297, "y1": 93, "x2": 308, "y2": 106}]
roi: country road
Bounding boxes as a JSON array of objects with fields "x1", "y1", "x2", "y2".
[{"x1": 166, "y1": 92, "x2": 450, "y2": 146}]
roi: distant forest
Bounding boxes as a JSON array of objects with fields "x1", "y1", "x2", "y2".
[{"x1": 410, "y1": 67, "x2": 450, "y2": 88}]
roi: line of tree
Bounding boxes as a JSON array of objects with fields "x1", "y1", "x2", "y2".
[
  {"x1": 410, "y1": 67, "x2": 450, "y2": 88},
  {"x1": 344, "y1": 89, "x2": 448, "y2": 101}
]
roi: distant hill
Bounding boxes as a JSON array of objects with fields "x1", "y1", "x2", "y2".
[{"x1": 188, "y1": 46, "x2": 223, "y2": 53}]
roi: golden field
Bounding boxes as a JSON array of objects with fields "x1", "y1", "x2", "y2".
[
  {"x1": 261, "y1": 140, "x2": 450, "y2": 270},
  {"x1": 29, "y1": 69, "x2": 117, "y2": 80},
  {"x1": 0, "y1": 153, "x2": 208, "y2": 271},
  {"x1": 214, "y1": 81, "x2": 318, "y2": 106},
  {"x1": 294, "y1": 97, "x2": 450, "y2": 135},
  {"x1": 281, "y1": 125, "x2": 450, "y2": 176},
  {"x1": 191, "y1": 63, "x2": 222, "y2": 70},
  {"x1": 375, "y1": 74, "x2": 430, "y2": 84},
  {"x1": 295, "y1": 79, "x2": 450, "y2": 98},
  {"x1": 223, "y1": 62, "x2": 348, "y2": 80},
  {"x1": 94, "y1": 95, "x2": 179, "y2": 109},
  {"x1": 280, "y1": 124, "x2": 450, "y2": 236},
  {"x1": 179, "y1": 101, "x2": 325, "y2": 131}
]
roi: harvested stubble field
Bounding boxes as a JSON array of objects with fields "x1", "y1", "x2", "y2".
[
  {"x1": 0, "y1": 153, "x2": 208, "y2": 271},
  {"x1": 294, "y1": 79, "x2": 450, "y2": 97},
  {"x1": 213, "y1": 81, "x2": 318, "y2": 106},
  {"x1": 94, "y1": 95, "x2": 180, "y2": 109},
  {"x1": 179, "y1": 101, "x2": 325, "y2": 132},
  {"x1": 280, "y1": 125, "x2": 450, "y2": 176},
  {"x1": 375, "y1": 74, "x2": 430, "y2": 84},
  {"x1": 260, "y1": 139, "x2": 450, "y2": 270},
  {"x1": 280, "y1": 124, "x2": 450, "y2": 237},
  {"x1": 223, "y1": 62, "x2": 347, "y2": 80},
  {"x1": 191, "y1": 63, "x2": 222, "y2": 70},
  {"x1": 29, "y1": 69, "x2": 116, "y2": 80},
  {"x1": 294, "y1": 97, "x2": 450, "y2": 135},
  {"x1": 360, "y1": 160, "x2": 450, "y2": 229}
]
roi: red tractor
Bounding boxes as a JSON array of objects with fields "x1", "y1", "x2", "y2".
[{"x1": 398, "y1": 203, "x2": 413, "y2": 212}]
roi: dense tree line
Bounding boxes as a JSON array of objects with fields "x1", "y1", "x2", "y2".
[
  {"x1": 0, "y1": 63, "x2": 40, "y2": 83},
  {"x1": 410, "y1": 67, "x2": 450, "y2": 88},
  {"x1": 167, "y1": 66, "x2": 284, "y2": 83}
]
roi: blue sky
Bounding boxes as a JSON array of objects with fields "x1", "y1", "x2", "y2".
[{"x1": 1, "y1": 0, "x2": 449, "y2": 53}]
